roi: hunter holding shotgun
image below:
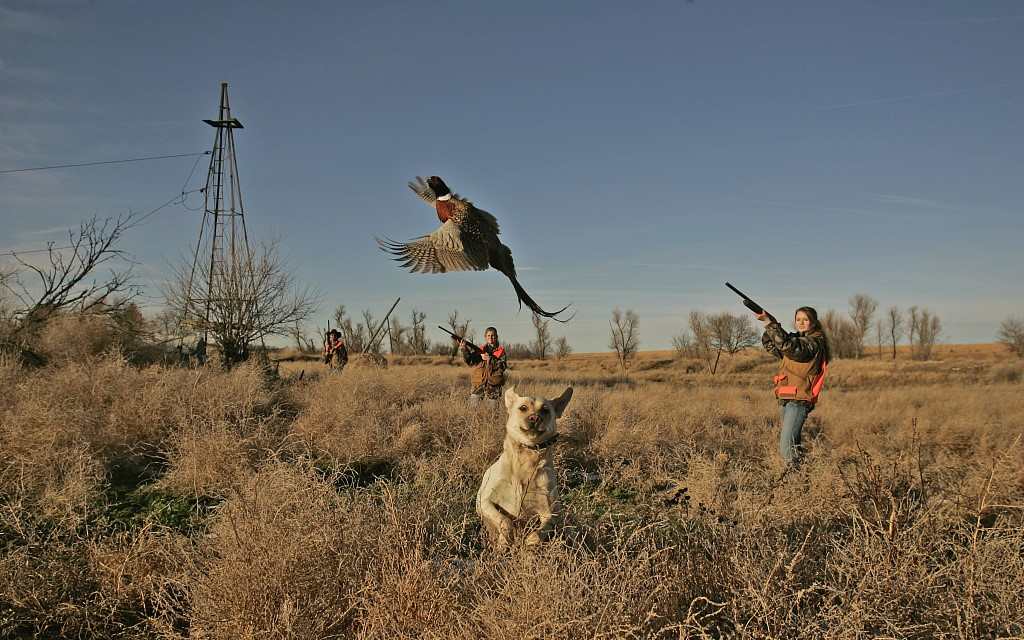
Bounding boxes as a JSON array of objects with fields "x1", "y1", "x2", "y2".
[
  {"x1": 727, "y1": 283, "x2": 830, "y2": 469},
  {"x1": 440, "y1": 325, "x2": 508, "y2": 404}
]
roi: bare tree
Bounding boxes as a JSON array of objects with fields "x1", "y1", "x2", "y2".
[
  {"x1": 289, "y1": 320, "x2": 317, "y2": 352},
  {"x1": 609, "y1": 308, "x2": 640, "y2": 371},
  {"x1": 906, "y1": 306, "x2": 919, "y2": 355},
  {"x1": 554, "y1": 336, "x2": 572, "y2": 360},
  {"x1": 1, "y1": 213, "x2": 140, "y2": 340},
  {"x1": 153, "y1": 307, "x2": 189, "y2": 344},
  {"x1": 822, "y1": 310, "x2": 859, "y2": 359},
  {"x1": 707, "y1": 312, "x2": 759, "y2": 355},
  {"x1": 997, "y1": 316, "x2": 1024, "y2": 357},
  {"x1": 671, "y1": 328, "x2": 696, "y2": 359},
  {"x1": 531, "y1": 313, "x2": 552, "y2": 360},
  {"x1": 333, "y1": 305, "x2": 367, "y2": 353},
  {"x1": 875, "y1": 318, "x2": 885, "y2": 358},
  {"x1": 164, "y1": 239, "x2": 318, "y2": 365},
  {"x1": 685, "y1": 311, "x2": 758, "y2": 373},
  {"x1": 362, "y1": 309, "x2": 385, "y2": 355},
  {"x1": 913, "y1": 309, "x2": 942, "y2": 360},
  {"x1": 445, "y1": 310, "x2": 473, "y2": 363},
  {"x1": 388, "y1": 315, "x2": 408, "y2": 354},
  {"x1": 848, "y1": 293, "x2": 878, "y2": 358},
  {"x1": 504, "y1": 342, "x2": 533, "y2": 359},
  {"x1": 886, "y1": 306, "x2": 904, "y2": 360},
  {"x1": 408, "y1": 308, "x2": 429, "y2": 354},
  {"x1": 687, "y1": 311, "x2": 717, "y2": 372}
]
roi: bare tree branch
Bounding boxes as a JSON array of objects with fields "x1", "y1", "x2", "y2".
[
  {"x1": 164, "y1": 239, "x2": 319, "y2": 364},
  {"x1": 2, "y1": 213, "x2": 140, "y2": 338},
  {"x1": 609, "y1": 308, "x2": 640, "y2": 371}
]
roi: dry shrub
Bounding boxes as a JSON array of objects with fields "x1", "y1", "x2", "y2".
[
  {"x1": 188, "y1": 465, "x2": 370, "y2": 638},
  {"x1": 86, "y1": 527, "x2": 197, "y2": 637},
  {"x1": 157, "y1": 420, "x2": 267, "y2": 498},
  {"x1": 0, "y1": 352, "x2": 21, "y2": 411},
  {"x1": 0, "y1": 536, "x2": 100, "y2": 637},
  {"x1": 2, "y1": 349, "x2": 1023, "y2": 638},
  {"x1": 0, "y1": 355, "x2": 280, "y2": 530},
  {"x1": 35, "y1": 313, "x2": 117, "y2": 362},
  {"x1": 988, "y1": 362, "x2": 1023, "y2": 384},
  {"x1": 288, "y1": 367, "x2": 497, "y2": 470}
]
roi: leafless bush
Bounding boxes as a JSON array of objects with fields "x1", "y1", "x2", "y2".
[
  {"x1": 911, "y1": 308, "x2": 942, "y2": 360},
  {"x1": 408, "y1": 308, "x2": 430, "y2": 355},
  {"x1": 333, "y1": 304, "x2": 368, "y2": 353},
  {"x1": 165, "y1": 240, "x2": 318, "y2": 365},
  {"x1": 997, "y1": 316, "x2": 1024, "y2": 357},
  {"x1": 504, "y1": 342, "x2": 533, "y2": 359},
  {"x1": 823, "y1": 310, "x2": 860, "y2": 359},
  {"x1": 554, "y1": 336, "x2": 573, "y2": 360},
  {"x1": 531, "y1": 312, "x2": 552, "y2": 360},
  {"x1": 848, "y1": 293, "x2": 878, "y2": 358},
  {"x1": 684, "y1": 311, "x2": 757, "y2": 373},
  {"x1": 609, "y1": 308, "x2": 640, "y2": 371},
  {"x1": 1, "y1": 214, "x2": 140, "y2": 342}
]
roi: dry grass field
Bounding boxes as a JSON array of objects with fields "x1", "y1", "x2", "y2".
[{"x1": 2, "y1": 344, "x2": 1022, "y2": 638}]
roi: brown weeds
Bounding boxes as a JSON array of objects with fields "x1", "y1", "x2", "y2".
[{"x1": 1, "y1": 348, "x2": 1022, "y2": 638}]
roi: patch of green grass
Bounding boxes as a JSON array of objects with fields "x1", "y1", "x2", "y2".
[{"x1": 99, "y1": 486, "x2": 220, "y2": 534}]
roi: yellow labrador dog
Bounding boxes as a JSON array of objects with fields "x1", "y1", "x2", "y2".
[{"x1": 476, "y1": 386, "x2": 573, "y2": 548}]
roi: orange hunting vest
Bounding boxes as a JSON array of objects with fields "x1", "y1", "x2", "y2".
[
  {"x1": 773, "y1": 353, "x2": 828, "y2": 403},
  {"x1": 471, "y1": 345, "x2": 506, "y2": 387}
]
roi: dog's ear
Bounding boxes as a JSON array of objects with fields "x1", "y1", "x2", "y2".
[
  {"x1": 504, "y1": 386, "x2": 518, "y2": 410},
  {"x1": 550, "y1": 387, "x2": 573, "y2": 418}
]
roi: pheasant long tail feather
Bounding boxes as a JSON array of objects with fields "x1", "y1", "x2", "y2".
[{"x1": 506, "y1": 274, "x2": 574, "y2": 322}]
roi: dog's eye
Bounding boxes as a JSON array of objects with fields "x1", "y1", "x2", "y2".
[
  {"x1": 540, "y1": 407, "x2": 548, "y2": 414},
  {"x1": 519, "y1": 405, "x2": 527, "y2": 412}
]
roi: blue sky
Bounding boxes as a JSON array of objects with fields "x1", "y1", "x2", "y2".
[{"x1": 2, "y1": 1, "x2": 1021, "y2": 351}]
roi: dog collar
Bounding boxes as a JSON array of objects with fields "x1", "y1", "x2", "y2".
[{"x1": 522, "y1": 433, "x2": 559, "y2": 451}]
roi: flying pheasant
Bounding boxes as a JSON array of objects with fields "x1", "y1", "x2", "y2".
[{"x1": 377, "y1": 176, "x2": 572, "y2": 321}]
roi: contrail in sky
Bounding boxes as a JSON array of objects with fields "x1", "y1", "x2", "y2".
[{"x1": 816, "y1": 81, "x2": 1014, "y2": 111}]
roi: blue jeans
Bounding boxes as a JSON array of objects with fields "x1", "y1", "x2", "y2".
[{"x1": 779, "y1": 401, "x2": 811, "y2": 466}]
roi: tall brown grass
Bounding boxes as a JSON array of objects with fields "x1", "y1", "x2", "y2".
[{"x1": 1, "y1": 349, "x2": 1022, "y2": 638}]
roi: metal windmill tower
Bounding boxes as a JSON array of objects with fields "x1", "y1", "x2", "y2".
[{"x1": 181, "y1": 82, "x2": 259, "y2": 361}]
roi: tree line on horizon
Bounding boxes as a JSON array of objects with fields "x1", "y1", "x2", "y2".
[{"x1": 2, "y1": 214, "x2": 1023, "y2": 369}]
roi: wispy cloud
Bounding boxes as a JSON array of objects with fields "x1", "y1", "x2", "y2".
[
  {"x1": 20, "y1": 224, "x2": 74, "y2": 237},
  {"x1": 0, "y1": 58, "x2": 54, "y2": 82},
  {"x1": 815, "y1": 82, "x2": 1011, "y2": 112},
  {"x1": 727, "y1": 195, "x2": 886, "y2": 218},
  {"x1": 817, "y1": 88, "x2": 967, "y2": 111},
  {"x1": 872, "y1": 194, "x2": 948, "y2": 209},
  {"x1": 898, "y1": 14, "x2": 1024, "y2": 26},
  {"x1": 0, "y1": 6, "x2": 60, "y2": 36},
  {"x1": 630, "y1": 263, "x2": 728, "y2": 272}
]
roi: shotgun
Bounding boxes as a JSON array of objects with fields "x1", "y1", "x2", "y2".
[
  {"x1": 725, "y1": 282, "x2": 777, "y2": 323},
  {"x1": 437, "y1": 325, "x2": 482, "y2": 355}
]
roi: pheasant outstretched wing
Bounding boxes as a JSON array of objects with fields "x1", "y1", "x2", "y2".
[
  {"x1": 377, "y1": 220, "x2": 489, "y2": 273},
  {"x1": 407, "y1": 176, "x2": 462, "y2": 206}
]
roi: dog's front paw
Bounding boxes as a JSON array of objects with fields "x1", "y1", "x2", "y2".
[{"x1": 524, "y1": 532, "x2": 541, "y2": 546}]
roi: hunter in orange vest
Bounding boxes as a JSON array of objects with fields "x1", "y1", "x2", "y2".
[
  {"x1": 458, "y1": 326, "x2": 508, "y2": 403},
  {"x1": 759, "y1": 306, "x2": 831, "y2": 468},
  {"x1": 323, "y1": 329, "x2": 348, "y2": 370}
]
